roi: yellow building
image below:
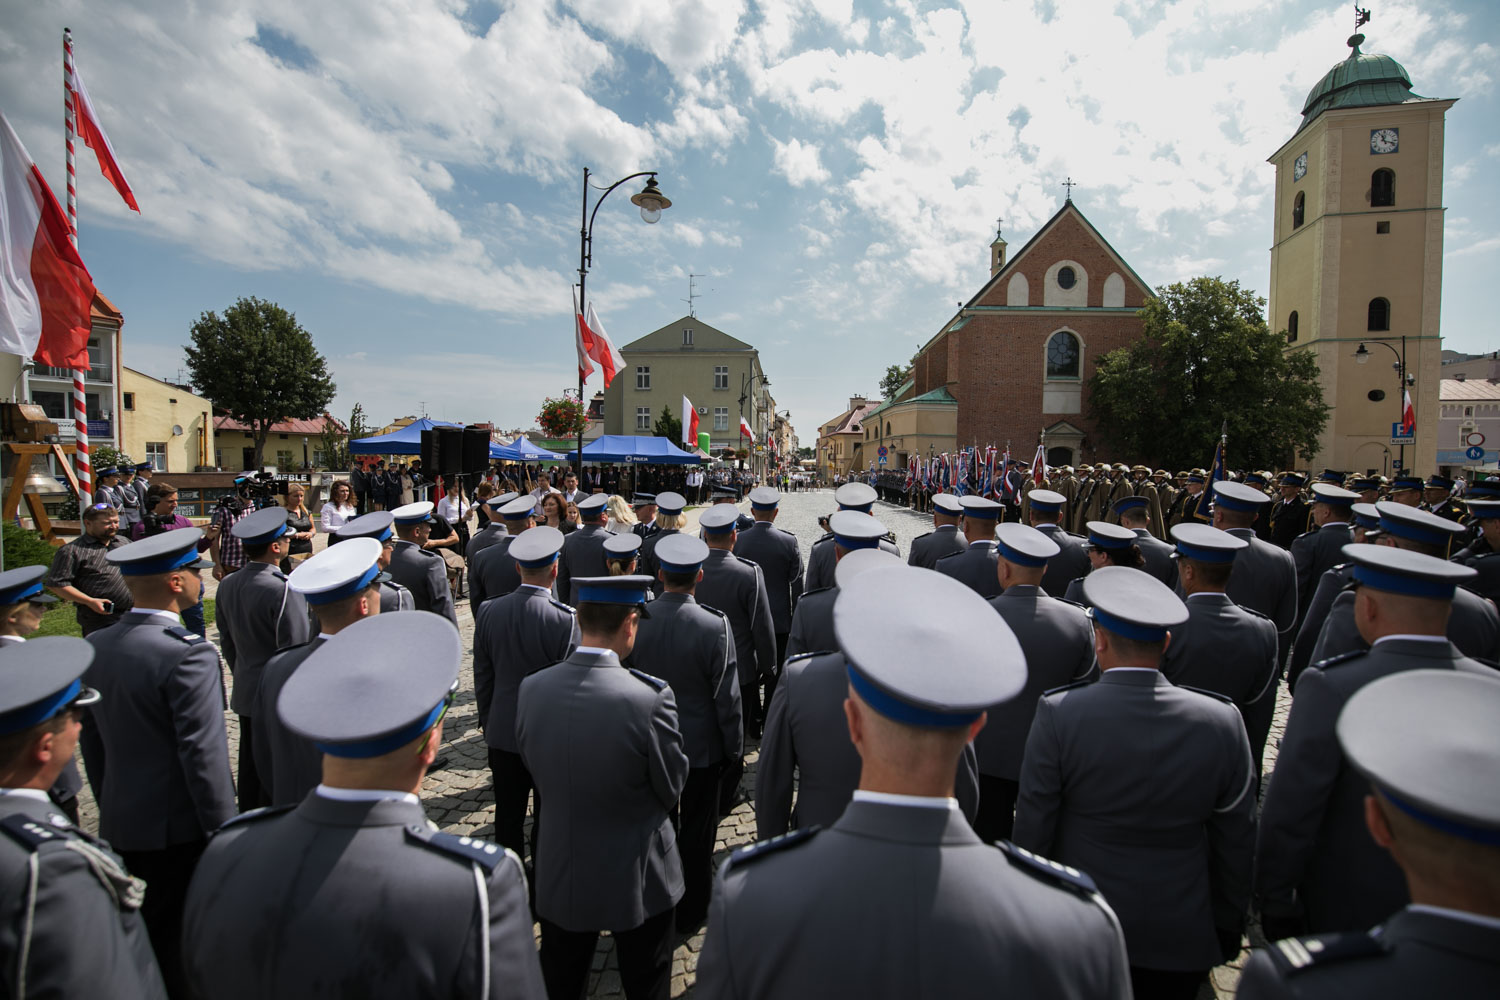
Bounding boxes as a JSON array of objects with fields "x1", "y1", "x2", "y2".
[
  {"x1": 120, "y1": 368, "x2": 215, "y2": 472},
  {"x1": 213, "y1": 413, "x2": 346, "y2": 472},
  {"x1": 861, "y1": 380, "x2": 959, "y2": 473},
  {"x1": 816, "y1": 396, "x2": 882, "y2": 480},
  {"x1": 1270, "y1": 31, "x2": 1455, "y2": 476}
]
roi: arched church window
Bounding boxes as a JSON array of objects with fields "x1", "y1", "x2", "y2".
[
  {"x1": 1287, "y1": 311, "x2": 1299, "y2": 343},
  {"x1": 1292, "y1": 192, "x2": 1305, "y2": 228},
  {"x1": 1371, "y1": 169, "x2": 1395, "y2": 208},
  {"x1": 1046, "y1": 331, "x2": 1080, "y2": 378},
  {"x1": 1368, "y1": 298, "x2": 1390, "y2": 332}
]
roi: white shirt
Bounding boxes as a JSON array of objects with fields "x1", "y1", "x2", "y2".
[
  {"x1": 130, "y1": 608, "x2": 183, "y2": 625},
  {"x1": 436, "y1": 496, "x2": 471, "y2": 523},
  {"x1": 530, "y1": 485, "x2": 560, "y2": 501},
  {"x1": 0, "y1": 788, "x2": 51, "y2": 804},
  {"x1": 314, "y1": 785, "x2": 420, "y2": 806},
  {"x1": 851, "y1": 790, "x2": 958, "y2": 811},
  {"x1": 320, "y1": 502, "x2": 357, "y2": 531},
  {"x1": 1372, "y1": 634, "x2": 1450, "y2": 647}
]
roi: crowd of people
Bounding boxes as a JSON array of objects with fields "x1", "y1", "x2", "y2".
[{"x1": 2, "y1": 459, "x2": 1496, "y2": 999}]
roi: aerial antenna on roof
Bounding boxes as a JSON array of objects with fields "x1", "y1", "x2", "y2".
[
  {"x1": 683, "y1": 272, "x2": 705, "y2": 317},
  {"x1": 1354, "y1": 5, "x2": 1371, "y2": 31}
]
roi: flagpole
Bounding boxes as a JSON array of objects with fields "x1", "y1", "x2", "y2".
[{"x1": 63, "y1": 28, "x2": 91, "y2": 505}]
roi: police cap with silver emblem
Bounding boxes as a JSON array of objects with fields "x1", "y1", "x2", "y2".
[
  {"x1": 1425, "y1": 474, "x2": 1454, "y2": 491},
  {"x1": 631, "y1": 493, "x2": 657, "y2": 509},
  {"x1": 1169, "y1": 523, "x2": 1248, "y2": 563},
  {"x1": 1466, "y1": 478, "x2": 1500, "y2": 499},
  {"x1": 0, "y1": 566, "x2": 58, "y2": 605},
  {"x1": 1027, "y1": 489, "x2": 1066, "y2": 515},
  {"x1": 391, "y1": 501, "x2": 435, "y2": 526},
  {"x1": 1340, "y1": 543, "x2": 1476, "y2": 599},
  {"x1": 1310, "y1": 483, "x2": 1360, "y2": 508},
  {"x1": 1082, "y1": 565, "x2": 1189, "y2": 642},
  {"x1": 749, "y1": 486, "x2": 781, "y2": 511},
  {"x1": 1317, "y1": 469, "x2": 1345, "y2": 485},
  {"x1": 334, "y1": 510, "x2": 395, "y2": 543},
  {"x1": 656, "y1": 534, "x2": 709, "y2": 574},
  {"x1": 0, "y1": 637, "x2": 100, "y2": 736},
  {"x1": 107, "y1": 527, "x2": 210, "y2": 576},
  {"x1": 508, "y1": 525, "x2": 565, "y2": 568},
  {"x1": 500, "y1": 496, "x2": 538, "y2": 521},
  {"x1": 655, "y1": 491, "x2": 687, "y2": 516},
  {"x1": 231, "y1": 507, "x2": 293, "y2": 545},
  {"x1": 1214, "y1": 480, "x2": 1270, "y2": 513},
  {"x1": 1351, "y1": 502, "x2": 1381, "y2": 532},
  {"x1": 835, "y1": 564, "x2": 1026, "y2": 727},
  {"x1": 833, "y1": 482, "x2": 877, "y2": 512},
  {"x1": 604, "y1": 533, "x2": 643, "y2": 558},
  {"x1": 576, "y1": 494, "x2": 609, "y2": 518},
  {"x1": 931, "y1": 493, "x2": 963, "y2": 516},
  {"x1": 994, "y1": 522, "x2": 1059, "y2": 568},
  {"x1": 833, "y1": 547, "x2": 901, "y2": 588},
  {"x1": 699, "y1": 505, "x2": 739, "y2": 534},
  {"x1": 1083, "y1": 520, "x2": 1137, "y2": 551},
  {"x1": 1373, "y1": 500, "x2": 1465, "y2": 547},
  {"x1": 288, "y1": 539, "x2": 387, "y2": 606},
  {"x1": 959, "y1": 495, "x2": 1002, "y2": 519},
  {"x1": 829, "y1": 510, "x2": 886, "y2": 550},
  {"x1": 570, "y1": 575, "x2": 654, "y2": 617}
]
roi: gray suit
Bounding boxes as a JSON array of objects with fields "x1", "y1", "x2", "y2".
[
  {"x1": 1014, "y1": 670, "x2": 1257, "y2": 972},
  {"x1": 473, "y1": 586, "x2": 578, "y2": 753},
  {"x1": 1291, "y1": 523, "x2": 1351, "y2": 623},
  {"x1": 699, "y1": 799, "x2": 1133, "y2": 1000},
  {"x1": 1307, "y1": 585, "x2": 1500, "y2": 674},
  {"x1": 784, "y1": 586, "x2": 837, "y2": 661},
  {"x1": 733, "y1": 521, "x2": 804, "y2": 635},
  {"x1": 181, "y1": 794, "x2": 544, "y2": 999},
  {"x1": 907, "y1": 524, "x2": 968, "y2": 569},
  {"x1": 379, "y1": 579, "x2": 414, "y2": 614},
  {"x1": 465, "y1": 521, "x2": 508, "y2": 564},
  {"x1": 556, "y1": 523, "x2": 615, "y2": 605},
  {"x1": 935, "y1": 540, "x2": 1003, "y2": 599},
  {"x1": 83, "y1": 612, "x2": 237, "y2": 850},
  {"x1": 387, "y1": 538, "x2": 456, "y2": 625},
  {"x1": 1288, "y1": 563, "x2": 1352, "y2": 687},
  {"x1": 1161, "y1": 593, "x2": 1279, "y2": 727},
  {"x1": 0, "y1": 791, "x2": 167, "y2": 999},
  {"x1": 805, "y1": 532, "x2": 900, "y2": 592},
  {"x1": 1134, "y1": 528, "x2": 1179, "y2": 588},
  {"x1": 252, "y1": 637, "x2": 327, "y2": 807},
  {"x1": 516, "y1": 649, "x2": 688, "y2": 932},
  {"x1": 1035, "y1": 524, "x2": 1090, "y2": 597},
  {"x1": 696, "y1": 549, "x2": 777, "y2": 689},
  {"x1": 1255, "y1": 638, "x2": 1493, "y2": 934},
  {"x1": 215, "y1": 561, "x2": 310, "y2": 715},
  {"x1": 626, "y1": 593, "x2": 741, "y2": 767}
]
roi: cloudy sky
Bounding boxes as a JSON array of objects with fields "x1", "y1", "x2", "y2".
[{"x1": 3, "y1": 0, "x2": 1496, "y2": 443}]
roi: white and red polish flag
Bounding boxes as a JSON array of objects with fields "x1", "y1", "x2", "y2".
[
  {"x1": 1400, "y1": 388, "x2": 1416, "y2": 435},
  {"x1": 682, "y1": 395, "x2": 699, "y2": 448},
  {"x1": 739, "y1": 415, "x2": 754, "y2": 440},
  {"x1": 583, "y1": 302, "x2": 625, "y2": 388},
  {"x1": 69, "y1": 62, "x2": 138, "y2": 212},
  {"x1": 0, "y1": 112, "x2": 94, "y2": 368},
  {"x1": 1030, "y1": 442, "x2": 1047, "y2": 486},
  {"x1": 572, "y1": 288, "x2": 596, "y2": 382}
]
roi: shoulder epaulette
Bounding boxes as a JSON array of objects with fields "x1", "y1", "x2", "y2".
[
  {"x1": 934, "y1": 549, "x2": 962, "y2": 565},
  {"x1": 1043, "y1": 678, "x2": 1093, "y2": 697},
  {"x1": 726, "y1": 826, "x2": 820, "y2": 870},
  {"x1": 1179, "y1": 683, "x2": 1235, "y2": 705},
  {"x1": 386, "y1": 580, "x2": 411, "y2": 591},
  {"x1": 548, "y1": 598, "x2": 575, "y2": 614},
  {"x1": 996, "y1": 841, "x2": 1099, "y2": 897},
  {"x1": 214, "y1": 803, "x2": 295, "y2": 834},
  {"x1": 734, "y1": 554, "x2": 761, "y2": 569},
  {"x1": 914, "y1": 530, "x2": 934, "y2": 541},
  {"x1": 1473, "y1": 550, "x2": 1500, "y2": 563},
  {"x1": 782, "y1": 650, "x2": 833, "y2": 669},
  {"x1": 1312, "y1": 649, "x2": 1366, "y2": 671},
  {"x1": 404, "y1": 824, "x2": 513, "y2": 873},
  {"x1": 165, "y1": 625, "x2": 210, "y2": 645},
  {"x1": 1239, "y1": 605, "x2": 1274, "y2": 623},
  {"x1": 810, "y1": 533, "x2": 833, "y2": 545},
  {"x1": 1057, "y1": 597, "x2": 1090, "y2": 612},
  {"x1": 1293, "y1": 529, "x2": 1317, "y2": 543},
  {"x1": 1, "y1": 812, "x2": 71, "y2": 850},
  {"x1": 628, "y1": 667, "x2": 668, "y2": 690},
  {"x1": 800, "y1": 586, "x2": 834, "y2": 598},
  {"x1": 699, "y1": 603, "x2": 728, "y2": 619},
  {"x1": 1266, "y1": 930, "x2": 1385, "y2": 975}
]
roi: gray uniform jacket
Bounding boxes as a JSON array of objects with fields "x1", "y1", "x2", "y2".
[
  {"x1": 639, "y1": 527, "x2": 681, "y2": 596},
  {"x1": 1236, "y1": 907, "x2": 1500, "y2": 1000},
  {"x1": 465, "y1": 522, "x2": 508, "y2": 565},
  {"x1": 379, "y1": 580, "x2": 414, "y2": 614},
  {"x1": 907, "y1": 524, "x2": 968, "y2": 569},
  {"x1": 1162, "y1": 593, "x2": 1279, "y2": 720},
  {"x1": 1307, "y1": 585, "x2": 1500, "y2": 675},
  {"x1": 1035, "y1": 524, "x2": 1090, "y2": 597},
  {"x1": 0, "y1": 791, "x2": 168, "y2": 1000},
  {"x1": 1224, "y1": 527, "x2": 1298, "y2": 635},
  {"x1": 935, "y1": 540, "x2": 1003, "y2": 599},
  {"x1": 83, "y1": 612, "x2": 237, "y2": 851},
  {"x1": 981, "y1": 585, "x2": 1096, "y2": 780},
  {"x1": 1456, "y1": 548, "x2": 1500, "y2": 603},
  {"x1": 387, "y1": 539, "x2": 456, "y2": 626},
  {"x1": 469, "y1": 534, "x2": 521, "y2": 612},
  {"x1": 698, "y1": 799, "x2": 1133, "y2": 1000},
  {"x1": 1135, "y1": 529, "x2": 1180, "y2": 589},
  {"x1": 755, "y1": 651, "x2": 980, "y2": 838},
  {"x1": 696, "y1": 550, "x2": 777, "y2": 687},
  {"x1": 1288, "y1": 563, "x2": 1352, "y2": 686},
  {"x1": 215, "y1": 561, "x2": 311, "y2": 715},
  {"x1": 626, "y1": 592, "x2": 742, "y2": 767},
  {"x1": 556, "y1": 523, "x2": 615, "y2": 605},
  {"x1": 1291, "y1": 523, "x2": 1351, "y2": 624},
  {"x1": 783, "y1": 586, "x2": 837, "y2": 661},
  {"x1": 252, "y1": 637, "x2": 326, "y2": 808},
  {"x1": 733, "y1": 521, "x2": 804, "y2": 635},
  {"x1": 805, "y1": 533, "x2": 900, "y2": 592},
  {"x1": 181, "y1": 794, "x2": 544, "y2": 999},
  {"x1": 474, "y1": 585, "x2": 579, "y2": 753},
  {"x1": 1254, "y1": 639, "x2": 1493, "y2": 934},
  {"x1": 1014, "y1": 670, "x2": 1257, "y2": 971},
  {"x1": 516, "y1": 649, "x2": 688, "y2": 931},
  {"x1": 118, "y1": 480, "x2": 143, "y2": 528}
]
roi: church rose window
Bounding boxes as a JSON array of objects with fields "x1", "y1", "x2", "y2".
[
  {"x1": 1046, "y1": 331, "x2": 1080, "y2": 378},
  {"x1": 1057, "y1": 266, "x2": 1076, "y2": 290}
]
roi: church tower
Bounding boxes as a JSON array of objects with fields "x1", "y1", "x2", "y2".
[{"x1": 1269, "y1": 30, "x2": 1455, "y2": 476}]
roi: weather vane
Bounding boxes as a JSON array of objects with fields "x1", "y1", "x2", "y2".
[
  {"x1": 1355, "y1": 5, "x2": 1371, "y2": 30},
  {"x1": 1062, "y1": 177, "x2": 1077, "y2": 201}
]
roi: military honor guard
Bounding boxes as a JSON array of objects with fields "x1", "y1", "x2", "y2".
[
  {"x1": 116, "y1": 465, "x2": 144, "y2": 534},
  {"x1": 385, "y1": 501, "x2": 458, "y2": 626},
  {"x1": 701, "y1": 561, "x2": 1131, "y2": 1000},
  {"x1": 1014, "y1": 566, "x2": 1257, "y2": 1000},
  {"x1": 469, "y1": 494, "x2": 540, "y2": 611},
  {"x1": 215, "y1": 507, "x2": 309, "y2": 810},
  {"x1": 517, "y1": 576, "x2": 687, "y2": 1000},
  {"x1": 0, "y1": 638, "x2": 168, "y2": 999},
  {"x1": 1291, "y1": 483, "x2": 1360, "y2": 626},
  {"x1": 556, "y1": 493, "x2": 615, "y2": 603},
  {"x1": 182, "y1": 612, "x2": 544, "y2": 999},
  {"x1": 784, "y1": 510, "x2": 889, "y2": 659},
  {"x1": 1027, "y1": 489, "x2": 1089, "y2": 597},
  {"x1": 465, "y1": 490, "x2": 519, "y2": 565},
  {"x1": 1255, "y1": 545, "x2": 1493, "y2": 939},
  {"x1": 976, "y1": 523, "x2": 1096, "y2": 842},
  {"x1": 253, "y1": 538, "x2": 385, "y2": 808},
  {"x1": 1239, "y1": 669, "x2": 1500, "y2": 998},
  {"x1": 86, "y1": 529, "x2": 237, "y2": 996},
  {"x1": 331, "y1": 510, "x2": 414, "y2": 612},
  {"x1": 934, "y1": 495, "x2": 1004, "y2": 599},
  {"x1": 93, "y1": 466, "x2": 122, "y2": 509},
  {"x1": 803, "y1": 482, "x2": 898, "y2": 591},
  {"x1": 907, "y1": 492, "x2": 967, "y2": 569},
  {"x1": 627, "y1": 534, "x2": 741, "y2": 932},
  {"x1": 1115, "y1": 495, "x2": 1178, "y2": 587},
  {"x1": 638, "y1": 491, "x2": 688, "y2": 595},
  {"x1": 1268, "y1": 472, "x2": 1312, "y2": 549},
  {"x1": 473, "y1": 526, "x2": 578, "y2": 862},
  {"x1": 1063, "y1": 521, "x2": 1145, "y2": 606}
]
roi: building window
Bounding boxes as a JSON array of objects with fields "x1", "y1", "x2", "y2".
[
  {"x1": 683, "y1": 328, "x2": 693, "y2": 346},
  {"x1": 1464, "y1": 406, "x2": 1475, "y2": 418},
  {"x1": 1376, "y1": 220, "x2": 1390, "y2": 234},
  {"x1": 313, "y1": 449, "x2": 327, "y2": 468},
  {"x1": 1287, "y1": 311, "x2": 1299, "y2": 343},
  {"x1": 1371, "y1": 169, "x2": 1394, "y2": 208},
  {"x1": 1056, "y1": 266, "x2": 1076, "y2": 290},
  {"x1": 635, "y1": 366, "x2": 651, "y2": 390},
  {"x1": 886, "y1": 422, "x2": 892, "y2": 436},
  {"x1": 636, "y1": 406, "x2": 652, "y2": 430},
  {"x1": 145, "y1": 442, "x2": 167, "y2": 471},
  {"x1": 122, "y1": 392, "x2": 135, "y2": 410},
  {"x1": 1046, "y1": 330, "x2": 1081, "y2": 378},
  {"x1": 713, "y1": 407, "x2": 729, "y2": 431},
  {"x1": 1368, "y1": 298, "x2": 1391, "y2": 332},
  {"x1": 714, "y1": 365, "x2": 729, "y2": 390},
  {"x1": 1292, "y1": 191, "x2": 1305, "y2": 228}
]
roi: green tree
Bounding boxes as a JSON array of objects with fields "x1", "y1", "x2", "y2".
[
  {"x1": 653, "y1": 405, "x2": 682, "y2": 444},
  {"x1": 1088, "y1": 276, "x2": 1328, "y2": 471},
  {"x1": 320, "y1": 402, "x2": 366, "y2": 471},
  {"x1": 795, "y1": 446, "x2": 815, "y2": 461},
  {"x1": 185, "y1": 297, "x2": 336, "y2": 470},
  {"x1": 879, "y1": 364, "x2": 910, "y2": 401}
]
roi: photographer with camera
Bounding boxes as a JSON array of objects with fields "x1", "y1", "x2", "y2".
[
  {"x1": 130, "y1": 481, "x2": 212, "y2": 637},
  {"x1": 209, "y1": 475, "x2": 260, "y2": 580}
]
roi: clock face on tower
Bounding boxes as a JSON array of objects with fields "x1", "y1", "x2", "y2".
[
  {"x1": 1371, "y1": 128, "x2": 1399, "y2": 154},
  {"x1": 1293, "y1": 152, "x2": 1308, "y2": 181}
]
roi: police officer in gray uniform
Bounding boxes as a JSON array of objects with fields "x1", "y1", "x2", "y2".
[
  {"x1": 638, "y1": 491, "x2": 688, "y2": 596},
  {"x1": 627, "y1": 534, "x2": 741, "y2": 932},
  {"x1": 466, "y1": 491, "x2": 518, "y2": 565},
  {"x1": 700, "y1": 562, "x2": 1133, "y2": 1000},
  {"x1": 117, "y1": 466, "x2": 144, "y2": 533},
  {"x1": 1061, "y1": 521, "x2": 1142, "y2": 606},
  {"x1": 1455, "y1": 498, "x2": 1500, "y2": 603},
  {"x1": 1028, "y1": 489, "x2": 1090, "y2": 597},
  {"x1": 604, "y1": 530, "x2": 643, "y2": 574},
  {"x1": 0, "y1": 638, "x2": 168, "y2": 1000},
  {"x1": 1255, "y1": 544, "x2": 1494, "y2": 940},
  {"x1": 785, "y1": 510, "x2": 889, "y2": 660},
  {"x1": 517, "y1": 576, "x2": 687, "y2": 1000},
  {"x1": 469, "y1": 495, "x2": 539, "y2": 611},
  {"x1": 1240, "y1": 669, "x2": 1500, "y2": 999},
  {"x1": 733, "y1": 486, "x2": 804, "y2": 669},
  {"x1": 254, "y1": 539, "x2": 385, "y2": 807},
  {"x1": 87, "y1": 529, "x2": 237, "y2": 997},
  {"x1": 977, "y1": 523, "x2": 1096, "y2": 842},
  {"x1": 386, "y1": 502, "x2": 457, "y2": 626},
  {"x1": 1115, "y1": 495, "x2": 1178, "y2": 588},
  {"x1": 216, "y1": 506, "x2": 309, "y2": 811},
  {"x1": 934, "y1": 496, "x2": 1004, "y2": 598},
  {"x1": 332, "y1": 510, "x2": 414, "y2": 612},
  {"x1": 907, "y1": 492, "x2": 967, "y2": 569},
  {"x1": 1014, "y1": 566, "x2": 1257, "y2": 1000},
  {"x1": 555, "y1": 493, "x2": 614, "y2": 603},
  {"x1": 803, "y1": 482, "x2": 900, "y2": 591},
  {"x1": 1287, "y1": 502, "x2": 1380, "y2": 688},
  {"x1": 182, "y1": 612, "x2": 545, "y2": 1000},
  {"x1": 1291, "y1": 483, "x2": 1359, "y2": 626},
  {"x1": 473, "y1": 526, "x2": 578, "y2": 862}
]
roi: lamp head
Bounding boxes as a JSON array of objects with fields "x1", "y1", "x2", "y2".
[
  {"x1": 1355, "y1": 343, "x2": 1370, "y2": 365},
  {"x1": 631, "y1": 176, "x2": 671, "y2": 224}
]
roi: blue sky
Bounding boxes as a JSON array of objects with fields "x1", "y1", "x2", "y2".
[{"x1": 2, "y1": 0, "x2": 1496, "y2": 445}]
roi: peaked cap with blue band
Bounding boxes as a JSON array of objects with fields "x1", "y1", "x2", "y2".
[
  {"x1": 1465, "y1": 499, "x2": 1500, "y2": 520},
  {"x1": 231, "y1": 507, "x2": 294, "y2": 545},
  {"x1": 834, "y1": 481, "x2": 877, "y2": 512},
  {"x1": 1311, "y1": 483, "x2": 1360, "y2": 508},
  {"x1": 1083, "y1": 565, "x2": 1188, "y2": 643},
  {"x1": 960, "y1": 496, "x2": 1002, "y2": 519},
  {"x1": 654, "y1": 492, "x2": 687, "y2": 516},
  {"x1": 1426, "y1": 474, "x2": 1454, "y2": 491},
  {"x1": 1279, "y1": 472, "x2": 1307, "y2": 487},
  {"x1": 1466, "y1": 478, "x2": 1500, "y2": 499},
  {"x1": 288, "y1": 539, "x2": 385, "y2": 606},
  {"x1": 832, "y1": 547, "x2": 901, "y2": 589},
  {"x1": 570, "y1": 575, "x2": 653, "y2": 616},
  {"x1": 1213, "y1": 480, "x2": 1270, "y2": 514},
  {"x1": 1341, "y1": 542, "x2": 1476, "y2": 600},
  {"x1": 0, "y1": 566, "x2": 57, "y2": 606},
  {"x1": 1169, "y1": 523, "x2": 1247, "y2": 564},
  {"x1": 931, "y1": 493, "x2": 963, "y2": 516},
  {"x1": 834, "y1": 564, "x2": 1025, "y2": 728},
  {"x1": 391, "y1": 501, "x2": 435, "y2": 525},
  {"x1": 499, "y1": 496, "x2": 537, "y2": 520},
  {"x1": 1337, "y1": 669, "x2": 1500, "y2": 846},
  {"x1": 1026, "y1": 489, "x2": 1066, "y2": 515},
  {"x1": 699, "y1": 505, "x2": 739, "y2": 534},
  {"x1": 1111, "y1": 496, "x2": 1149, "y2": 516},
  {"x1": 576, "y1": 493, "x2": 609, "y2": 517},
  {"x1": 631, "y1": 493, "x2": 657, "y2": 508},
  {"x1": 278, "y1": 612, "x2": 459, "y2": 759},
  {"x1": 604, "y1": 533, "x2": 642, "y2": 557},
  {"x1": 107, "y1": 528, "x2": 209, "y2": 576},
  {"x1": 656, "y1": 534, "x2": 709, "y2": 574},
  {"x1": 334, "y1": 510, "x2": 395, "y2": 544},
  {"x1": 749, "y1": 486, "x2": 781, "y2": 511},
  {"x1": 1373, "y1": 501, "x2": 1465, "y2": 548},
  {"x1": 829, "y1": 510, "x2": 886, "y2": 550},
  {"x1": 1389, "y1": 473, "x2": 1424, "y2": 492},
  {"x1": 510, "y1": 526, "x2": 565, "y2": 568},
  {"x1": 994, "y1": 522, "x2": 1059, "y2": 568},
  {"x1": 1351, "y1": 502, "x2": 1381, "y2": 531},
  {"x1": 1084, "y1": 521, "x2": 1137, "y2": 551},
  {"x1": 1317, "y1": 469, "x2": 1345, "y2": 485},
  {"x1": 0, "y1": 637, "x2": 100, "y2": 736}
]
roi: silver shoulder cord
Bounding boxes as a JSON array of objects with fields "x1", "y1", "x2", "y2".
[
  {"x1": 472, "y1": 863, "x2": 490, "y2": 1000},
  {"x1": 16, "y1": 853, "x2": 38, "y2": 998}
]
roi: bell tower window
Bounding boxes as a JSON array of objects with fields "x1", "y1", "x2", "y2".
[
  {"x1": 1287, "y1": 311, "x2": 1299, "y2": 343},
  {"x1": 1371, "y1": 169, "x2": 1394, "y2": 208},
  {"x1": 1368, "y1": 298, "x2": 1390, "y2": 332},
  {"x1": 1292, "y1": 191, "x2": 1305, "y2": 228}
]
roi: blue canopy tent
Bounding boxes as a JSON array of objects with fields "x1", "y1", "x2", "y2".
[
  {"x1": 567, "y1": 435, "x2": 703, "y2": 465},
  {"x1": 491, "y1": 437, "x2": 564, "y2": 462},
  {"x1": 348, "y1": 417, "x2": 462, "y2": 455}
]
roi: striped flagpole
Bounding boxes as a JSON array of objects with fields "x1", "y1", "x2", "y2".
[{"x1": 64, "y1": 28, "x2": 91, "y2": 504}]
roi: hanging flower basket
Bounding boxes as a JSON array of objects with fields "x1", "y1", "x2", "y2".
[{"x1": 537, "y1": 395, "x2": 587, "y2": 439}]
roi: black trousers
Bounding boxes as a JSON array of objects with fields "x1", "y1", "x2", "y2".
[
  {"x1": 236, "y1": 714, "x2": 268, "y2": 811},
  {"x1": 673, "y1": 764, "x2": 723, "y2": 931},
  {"x1": 973, "y1": 774, "x2": 1020, "y2": 843},
  {"x1": 539, "y1": 908, "x2": 674, "y2": 1000},
  {"x1": 1129, "y1": 966, "x2": 1207, "y2": 1000},
  {"x1": 122, "y1": 839, "x2": 206, "y2": 1000},
  {"x1": 489, "y1": 747, "x2": 537, "y2": 862}
]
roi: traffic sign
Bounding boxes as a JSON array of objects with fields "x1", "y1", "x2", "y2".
[
  {"x1": 878, "y1": 455, "x2": 887, "y2": 465},
  {"x1": 1391, "y1": 422, "x2": 1415, "y2": 444},
  {"x1": 1467, "y1": 445, "x2": 1486, "y2": 461},
  {"x1": 1467, "y1": 431, "x2": 1486, "y2": 447},
  {"x1": 877, "y1": 446, "x2": 888, "y2": 457}
]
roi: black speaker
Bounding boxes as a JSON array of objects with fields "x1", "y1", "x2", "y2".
[
  {"x1": 420, "y1": 429, "x2": 441, "y2": 472},
  {"x1": 436, "y1": 428, "x2": 464, "y2": 476},
  {"x1": 462, "y1": 427, "x2": 490, "y2": 474}
]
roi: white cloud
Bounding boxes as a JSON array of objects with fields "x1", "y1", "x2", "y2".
[
  {"x1": 770, "y1": 136, "x2": 831, "y2": 186},
  {"x1": 708, "y1": 231, "x2": 743, "y2": 247},
  {"x1": 674, "y1": 223, "x2": 706, "y2": 247}
]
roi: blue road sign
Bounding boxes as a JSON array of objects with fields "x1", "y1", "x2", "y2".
[
  {"x1": 1391, "y1": 422, "x2": 1415, "y2": 442},
  {"x1": 1467, "y1": 445, "x2": 1485, "y2": 461}
]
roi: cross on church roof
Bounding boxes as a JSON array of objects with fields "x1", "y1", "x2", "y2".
[
  {"x1": 1062, "y1": 177, "x2": 1077, "y2": 201},
  {"x1": 994, "y1": 216, "x2": 1004, "y2": 239}
]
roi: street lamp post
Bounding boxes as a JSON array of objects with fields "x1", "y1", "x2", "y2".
[
  {"x1": 576, "y1": 167, "x2": 672, "y2": 467},
  {"x1": 1355, "y1": 337, "x2": 1411, "y2": 474},
  {"x1": 738, "y1": 371, "x2": 771, "y2": 477}
]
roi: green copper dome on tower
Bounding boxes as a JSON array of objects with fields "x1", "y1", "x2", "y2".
[{"x1": 1298, "y1": 34, "x2": 1431, "y2": 133}]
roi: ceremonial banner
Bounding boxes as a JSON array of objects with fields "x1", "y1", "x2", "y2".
[{"x1": 69, "y1": 61, "x2": 138, "y2": 211}]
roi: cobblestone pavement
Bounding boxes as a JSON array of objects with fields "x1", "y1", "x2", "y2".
[{"x1": 74, "y1": 490, "x2": 1291, "y2": 998}]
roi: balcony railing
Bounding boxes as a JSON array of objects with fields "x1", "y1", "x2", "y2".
[{"x1": 34, "y1": 364, "x2": 112, "y2": 383}]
